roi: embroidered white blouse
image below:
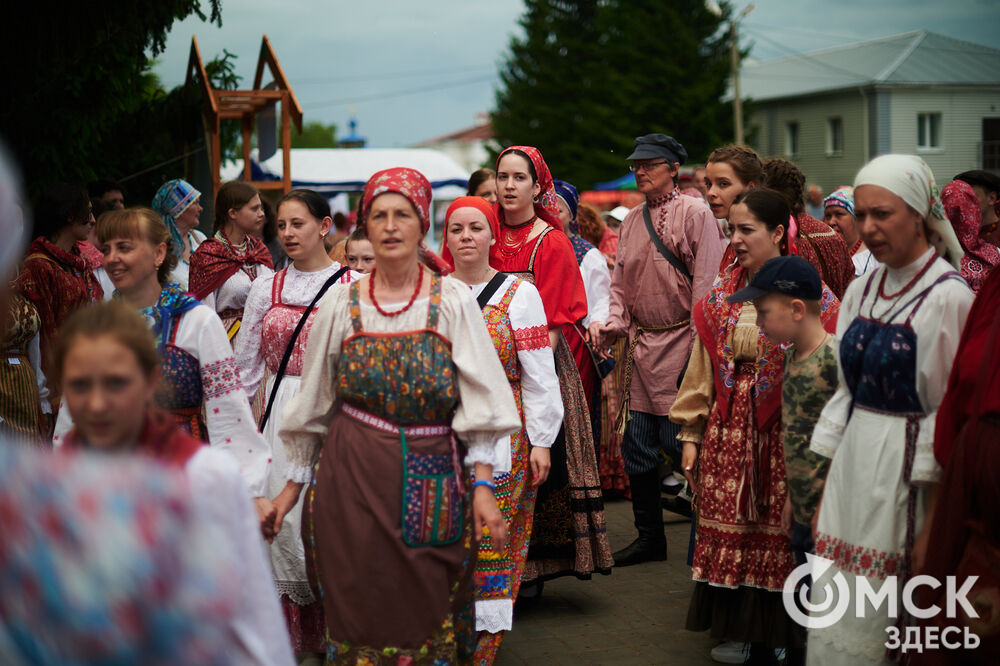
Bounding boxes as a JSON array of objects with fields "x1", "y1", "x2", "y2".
[
  {"x1": 235, "y1": 262, "x2": 358, "y2": 399},
  {"x1": 469, "y1": 274, "x2": 562, "y2": 473},
  {"x1": 279, "y1": 275, "x2": 522, "y2": 483},
  {"x1": 54, "y1": 303, "x2": 271, "y2": 497}
]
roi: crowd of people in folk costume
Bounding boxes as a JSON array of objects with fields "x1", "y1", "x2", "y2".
[{"x1": 1, "y1": 131, "x2": 999, "y2": 666}]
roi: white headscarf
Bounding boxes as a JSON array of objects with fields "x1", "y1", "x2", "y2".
[
  {"x1": 0, "y1": 146, "x2": 27, "y2": 277},
  {"x1": 854, "y1": 154, "x2": 962, "y2": 269}
]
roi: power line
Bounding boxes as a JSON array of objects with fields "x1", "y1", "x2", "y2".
[
  {"x1": 303, "y1": 75, "x2": 495, "y2": 109},
  {"x1": 742, "y1": 26, "x2": 875, "y2": 80},
  {"x1": 294, "y1": 64, "x2": 496, "y2": 85}
]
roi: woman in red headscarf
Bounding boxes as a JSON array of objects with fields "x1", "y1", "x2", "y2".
[
  {"x1": 273, "y1": 168, "x2": 521, "y2": 664},
  {"x1": 444, "y1": 146, "x2": 614, "y2": 590},
  {"x1": 941, "y1": 179, "x2": 1000, "y2": 293}
]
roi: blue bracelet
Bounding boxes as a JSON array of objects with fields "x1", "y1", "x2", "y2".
[{"x1": 472, "y1": 480, "x2": 496, "y2": 492}]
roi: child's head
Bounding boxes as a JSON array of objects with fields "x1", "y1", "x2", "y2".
[
  {"x1": 345, "y1": 227, "x2": 375, "y2": 273},
  {"x1": 57, "y1": 301, "x2": 160, "y2": 450},
  {"x1": 726, "y1": 255, "x2": 823, "y2": 345}
]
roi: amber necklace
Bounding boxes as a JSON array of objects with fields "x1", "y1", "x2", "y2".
[{"x1": 369, "y1": 265, "x2": 423, "y2": 317}]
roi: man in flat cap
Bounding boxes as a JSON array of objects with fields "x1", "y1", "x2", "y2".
[{"x1": 590, "y1": 133, "x2": 725, "y2": 566}]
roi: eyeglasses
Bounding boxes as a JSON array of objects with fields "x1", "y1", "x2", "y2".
[{"x1": 629, "y1": 161, "x2": 668, "y2": 173}]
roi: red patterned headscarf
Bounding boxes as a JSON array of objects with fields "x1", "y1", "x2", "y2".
[
  {"x1": 496, "y1": 146, "x2": 562, "y2": 229},
  {"x1": 941, "y1": 179, "x2": 1000, "y2": 292},
  {"x1": 362, "y1": 167, "x2": 450, "y2": 273},
  {"x1": 361, "y1": 167, "x2": 432, "y2": 234}
]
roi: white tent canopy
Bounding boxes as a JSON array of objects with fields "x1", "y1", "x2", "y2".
[
  {"x1": 221, "y1": 148, "x2": 471, "y2": 239},
  {"x1": 221, "y1": 147, "x2": 469, "y2": 196}
]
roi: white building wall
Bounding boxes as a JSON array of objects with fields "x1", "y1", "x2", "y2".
[{"x1": 888, "y1": 86, "x2": 1000, "y2": 181}]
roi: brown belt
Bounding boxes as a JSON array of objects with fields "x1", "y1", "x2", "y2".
[{"x1": 614, "y1": 318, "x2": 690, "y2": 436}]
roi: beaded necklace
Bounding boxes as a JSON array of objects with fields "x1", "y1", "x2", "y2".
[
  {"x1": 217, "y1": 228, "x2": 258, "y2": 280},
  {"x1": 498, "y1": 215, "x2": 538, "y2": 259},
  {"x1": 647, "y1": 188, "x2": 681, "y2": 239},
  {"x1": 369, "y1": 265, "x2": 424, "y2": 317},
  {"x1": 850, "y1": 238, "x2": 864, "y2": 256},
  {"x1": 870, "y1": 251, "x2": 939, "y2": 320}
]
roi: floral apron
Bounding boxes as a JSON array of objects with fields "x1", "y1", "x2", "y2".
[{"x1": 305, "y1": 274, "x2": 475, "y2": 665}]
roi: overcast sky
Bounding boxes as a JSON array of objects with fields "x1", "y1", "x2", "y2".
[{"x1": 152, "y1": 0, "x2": 999, "y2": 148}]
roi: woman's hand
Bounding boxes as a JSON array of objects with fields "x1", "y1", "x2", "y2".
[
  {"x1": 529, "y1": 447, "x2": 551, "y2": 488},
  {"x1": 271, "y1": 481, "x2": 305, "y2": 536},
  {"x1": 473, "y1": 485, "x2": 508, "y2": 554},
  {"x1": 254, "y1": 497, "x2": 278, "y2": 542},
  {"x1": 681, "y1": 441, "x2": 698, "y2": 494}
]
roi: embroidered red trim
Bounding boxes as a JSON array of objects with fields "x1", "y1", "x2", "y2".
[
  {"x1": 814, "y1": 532, "x2": 905, "y2": 580},
  {"x1": 513, "y1": 324, "x2": 549, "y2": 351}
]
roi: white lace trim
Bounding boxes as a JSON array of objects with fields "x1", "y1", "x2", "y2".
[
  {"x1": 286, "y1": 464, "x2": 313, "y2": 484},
  {"x1": 475, "y1": 598, "x2": 513, "y2": 633},
  {"x1": 275, "y1": 580, "x2": 316, "y2": 605},
  {"x1": 464, "y1": 442, "x2": 497, "y2": 468}
]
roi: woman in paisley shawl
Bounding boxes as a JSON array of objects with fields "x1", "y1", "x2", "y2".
[
  {"x1": 152, "y1": 178, "x2": 206, "y2": 290},
  {"x1": 941, "y1": 179, "x2": 1000, "y2": 293},
  {"x1": 235, "y1": 189, "x2": 358, "y2": 657},
  {"x1": 274, "y1": 167, "x2": 520, "y2": 665},
  {"x1": 443, "y1": 146, "x2": 614, "y2": 591},
  {"x1": 670, "y1": 188, "x2": 840, "y2": 660},
  {"x1": 15, "y1": 182, "x2": 103, "y2": 409},
  {"x1": 444, "y1": 195, "x2": 562, "y2": 664},
  {"x1": 189, "y1": 181, "x2": 274, "y2": 344},
  {"x1": 51, "y1": 207, "x2": 275, "y2": 531}
]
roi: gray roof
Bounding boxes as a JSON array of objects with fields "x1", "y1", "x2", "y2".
[{"x1": 741, "y1": 30, "x2": 1000, "y2": 102}]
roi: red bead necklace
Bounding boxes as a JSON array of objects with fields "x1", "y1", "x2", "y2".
[
  {"x1": 878, "y1": 250, "x2": 938, "y2": 300},
  {"x1": 369, "y1": 265, "x2": 424, "y2": 317},
  {"x1": 850, "y1": 238, "x2": 864, "y2": 256}
]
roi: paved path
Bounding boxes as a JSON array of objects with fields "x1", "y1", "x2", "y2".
[{"x1": 496, "y1": 497, "x2": 718, "y2": 665}]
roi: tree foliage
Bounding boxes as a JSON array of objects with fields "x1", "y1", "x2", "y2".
[
  {"x1": 291, "y1": 121, "x2": 339, "y2": 148},
  {"x1": 0, "y1": 2, "x2": 223, "y2": 199},
  {"x1": 492, "y1": 0, "x2": 737, "y2": 189}
]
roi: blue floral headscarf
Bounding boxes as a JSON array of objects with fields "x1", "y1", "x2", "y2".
[{"x1": 152, "y1": 179, "x2": 200, "y2": 259}]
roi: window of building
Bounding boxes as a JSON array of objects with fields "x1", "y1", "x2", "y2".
[
  {"x1": 785, "y1": 122, "x2": 799, "y2": 157},
  {"x1": 827, "y1": 117, "x2": 843, "y2": 155},
  {"x1": 917, "y1": 112, "x2": 942, "y2": 150}
]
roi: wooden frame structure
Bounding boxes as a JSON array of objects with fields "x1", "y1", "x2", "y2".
[{"x1": 186, "y1": 35, "x2": 303, "y2": 201}]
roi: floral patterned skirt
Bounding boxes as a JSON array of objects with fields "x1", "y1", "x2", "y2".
[
  {"x1": 522, "y1": 335, "x2": 613, "y2": 583},
  {"x1": 472, "y1": 427, "x2": 536, "y2": 665},
  {"x1": 691, "y1": 369, "x2": 795, "y2": 591}
]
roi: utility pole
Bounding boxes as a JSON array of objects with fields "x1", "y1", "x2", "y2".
[{"x1": 730, "y1": 4, "x2": 755, "y2": 146}]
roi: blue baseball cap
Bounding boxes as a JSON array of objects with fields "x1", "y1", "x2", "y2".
[{"x1": 727, "y1": 256, "x2": 822, "y2": 302}]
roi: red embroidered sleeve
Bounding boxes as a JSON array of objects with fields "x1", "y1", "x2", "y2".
[{"x1": 513, "y1": 324, "x2": 550, "y2": 351}]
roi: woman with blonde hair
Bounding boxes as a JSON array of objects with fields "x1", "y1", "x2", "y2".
[{"x1": 53, "y1": 207, "x2": 274, "y2": 532}]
